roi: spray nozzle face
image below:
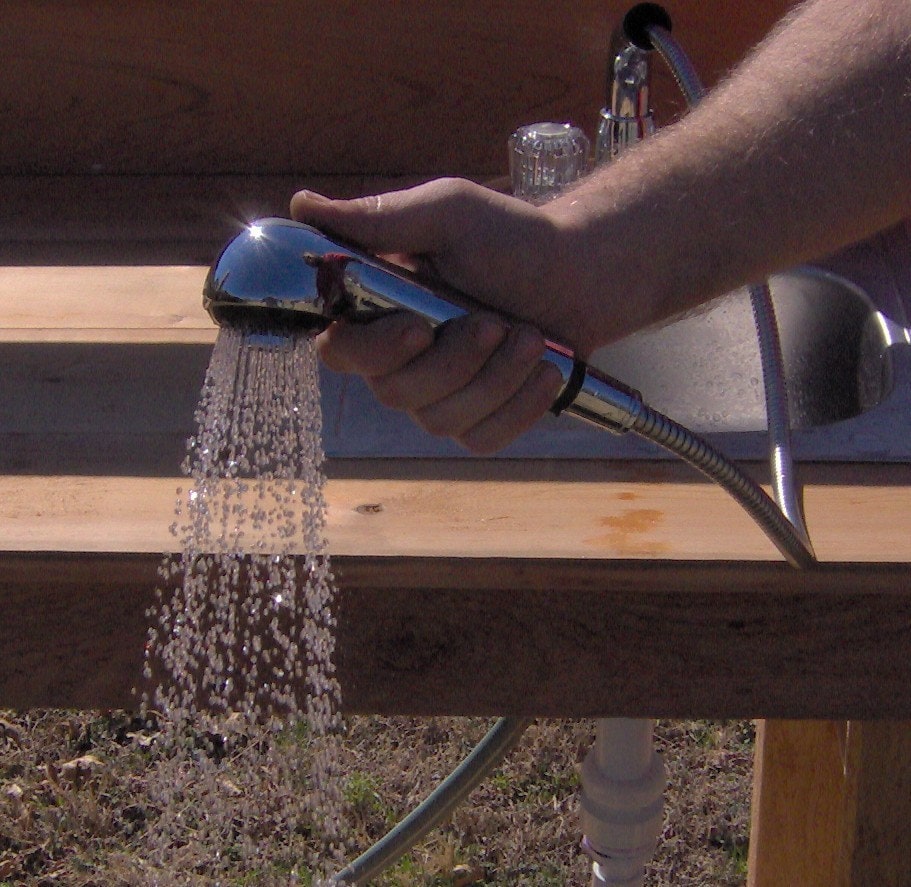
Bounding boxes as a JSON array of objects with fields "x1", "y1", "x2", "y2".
[{"x1": 203, "y1": 218, "x2": 352, "y2": 334}]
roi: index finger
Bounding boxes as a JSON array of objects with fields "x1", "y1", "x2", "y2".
[{"x1": 316, "y1": 313, "x2": 433, "y2": 376}]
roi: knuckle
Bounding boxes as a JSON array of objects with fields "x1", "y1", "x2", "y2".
[
  {"x1": 368, "y1": 374, "x2": 409, "y2": 410},
  {"x1": 429, "y1": 176, "x2": 470, "y2": 200},
  {"x1": 426, "y1": 177, "x2": 478, "y2": 219},
  {"x1": 414, "y1": 412, "x2": 451, "y2": 438},
  {"x1": 509, "y1": 324, "x2": 547, "y2": 366}
]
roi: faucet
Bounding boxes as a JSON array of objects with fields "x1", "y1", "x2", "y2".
[
  {"x1": 596, "y1": 32, "x2": 654, "y2": 163},
  {"x1": 596, "y1": 3, "x2": 672, "y2": 164}
]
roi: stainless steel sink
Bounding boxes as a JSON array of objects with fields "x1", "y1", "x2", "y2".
[
  {"x1": 591, "y1": 267, "x2": 902, "y2": 432},
  {"x1": 3, "y1": 265, "x2": 907, "y2": 475},
  {"x1": 320, "y1": 265, "x2": 911, "y2": 462}
]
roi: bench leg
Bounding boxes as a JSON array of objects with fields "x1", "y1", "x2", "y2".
[{"x1": 747, "y1": 719, "x2": 911, "y2": 886}]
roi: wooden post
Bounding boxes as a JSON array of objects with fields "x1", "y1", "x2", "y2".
[{"x1": 749, "y1": 720, "x2": 911, "y2": 886}]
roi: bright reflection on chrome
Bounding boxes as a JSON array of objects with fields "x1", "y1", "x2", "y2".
[{"x1": 873, "y1": 310, "x2": 911, "y2": 347}]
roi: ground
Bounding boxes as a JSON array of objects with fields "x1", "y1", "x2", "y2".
[{"x1": 0, "y1": 712, "x2": 752, "y2": 885}]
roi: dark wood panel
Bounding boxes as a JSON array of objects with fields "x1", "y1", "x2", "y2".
[
  {"x1": 0, "y1": 342, "x2": 208, "y2": 475},
  {"x1": 2, "y1": 554, "x2": 909, "y2": 718},
  {"x1": 1, "y1": 1, "x2": 794, "y2": 175},
  {"x1": 0, "y1": 174, "x2": 375, "y2": 265}
]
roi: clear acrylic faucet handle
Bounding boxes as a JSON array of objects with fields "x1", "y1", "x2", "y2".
[{"x1": 508, "y1": 122, "x2": 590, "y2": 203}]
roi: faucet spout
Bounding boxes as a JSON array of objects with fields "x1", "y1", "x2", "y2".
[{"x1": 596, "y1": 22, "x2": 655, "y2": 162}]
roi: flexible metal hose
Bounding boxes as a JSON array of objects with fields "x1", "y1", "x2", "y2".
[
  {"x1": 646, "y1": 21, "x2": 816, "y2": 566},
  {"x1": 630, "y1": 402, "x2": 815, "y2": 568},
  {"x1": 644, "y1": 23, "x2": 705, "y2": 107},
  {"x1": 331, "y1": 717, "x2": 532, "y2": 885},
  {"x1": 747, "y1": 281, "x2": 816, "y2": 556}
]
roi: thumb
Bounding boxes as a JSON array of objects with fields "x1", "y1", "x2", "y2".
[{"x1": 290, "y1": 178, "x2": 482, "y2": 256}]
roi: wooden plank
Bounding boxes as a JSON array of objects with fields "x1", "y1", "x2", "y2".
[
  {"x1": 0, "y1": 341, "x2": 211, "y2": 475},
  {"x1": 749, "y1": 720, "x2": 911, "y2": 887},
  {"x1": 0, "y1": 266, "x2": 212, "y2": 342},
  {"x1": 0, "y1": 174, "x2": 394, "y2": 265},
  {"x1": 748, "y1": 721, "x2": 853, "y2": 886},
  {"x1": 0, "y1": 2, "x2": 793, "y2": 176},
  {"x1": 331, "y1": 558, "x2": 911, "y2": 718},
  {"x1": 2, "y1": 472, "x2": 911, "y2": 562},
  {"x1": 2, "y1": 554, "x2": 909, "y2": 717}
]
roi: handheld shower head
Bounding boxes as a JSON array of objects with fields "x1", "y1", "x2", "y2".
[
  {"x1": 203, "y1": 217, "x2": 483, "y2": 333},
  {"x1": 204, "y1": 217, "x2": 644, "y2": 434},
  {"x1": 203, "y1": 218, "x2": 338, "y2": 332}
]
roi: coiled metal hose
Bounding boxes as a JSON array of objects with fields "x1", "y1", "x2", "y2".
[{"x1": 646, "y1": 20, "x2": 816, "y2": 565}]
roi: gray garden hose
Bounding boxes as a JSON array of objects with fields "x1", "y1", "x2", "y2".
[{"x1": 331, "y1": 717, "x2": 532, "y2": 884}]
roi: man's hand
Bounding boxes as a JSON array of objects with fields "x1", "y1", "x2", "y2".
[{"x1": 291, "y1": 179, "x2": 566, "y2": 453}]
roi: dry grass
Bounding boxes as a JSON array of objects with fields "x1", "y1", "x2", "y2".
[{"x1": 0, "y1": 711, "x2": 751, "y2": 886}]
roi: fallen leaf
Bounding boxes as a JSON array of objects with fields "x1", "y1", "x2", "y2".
[
  {"x1": 0, "y1": 854, "x2": 21, "y2": 878},
  {"x1": 126, "y1": 731, "x2": 159, "y2": 749},
  {"x1": 451, "y1": 863, "x2": 484, "y2": 887},
  {"x1": 217, "y1": 777, "x2": 243, "y2": 797},
  {"x1": 59, "y1": 754, "x2": 104, "y2": 786},
  {"x1": 3, "y1": 782, "x2": 24, "y2": 815},
  {"x1": 0, "y1": 718, "x2": 22, "y2": 746}
]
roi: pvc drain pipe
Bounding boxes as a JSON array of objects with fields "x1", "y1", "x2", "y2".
[{"x1": 580, "y1": 719, "x2": 666, "y2": 886}]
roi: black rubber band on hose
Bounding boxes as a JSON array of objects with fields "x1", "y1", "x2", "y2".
[{"x1": 550, "y1": 359, "x2": 587, "y2": 416}]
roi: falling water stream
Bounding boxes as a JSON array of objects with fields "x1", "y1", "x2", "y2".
[{"x1": 142, "y1": 324, "x2": 346, "y2": 885}]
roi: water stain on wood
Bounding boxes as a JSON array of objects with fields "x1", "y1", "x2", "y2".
[
  {"x1": 583, "y1": 507, "x2": 670, "y2": 554},
  {"x1": 603, "y1": 508, "x2": 663, "y2": 533}
]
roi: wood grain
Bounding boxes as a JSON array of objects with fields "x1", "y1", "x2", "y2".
[
  {"x1": 2, "y1": 553, "x2": 909, "y2": 718},
  {"x1": 0, "y1": 174, "x2": 393, "y2": 265},
  {"x1": 0, "y1": 2, "x2": 793, "y2": 176},
  {"x1": 0, "y1": 267, "x2": 212, "y2": 342},
  {"x1": 749, "y1": 720, "x2": 911, "y2": 887},
  {"x1": 2, "y1": 472, "x2": 911, "y2": 563}
]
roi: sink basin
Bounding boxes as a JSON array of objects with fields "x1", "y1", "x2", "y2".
[
  {"x1": 591, "y1": 266, "x2": 899, "y2": 433},
  {"x1": 321, "y1": 264, "x2": 910, "y2": 460}
]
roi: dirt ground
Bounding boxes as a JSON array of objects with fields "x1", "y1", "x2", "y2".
[{"x1": 0, "y1": 711, "x2": 752, "y2": 885}]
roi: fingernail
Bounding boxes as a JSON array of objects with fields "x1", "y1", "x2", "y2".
[
  {"x1": 514, "y1": 326, "x2": 544, "y2": 361},
  {"x1": 296, "y1": 189, "x2": 330, "y2": 204},
  {"x1": 474, "y1": 317, "x2": 507, "y2": 349},
  {"x1": 401, "y1": 321, "x2": 432, "y2": 351},
  {"x1": 532, "y1": 359, "x2": 563, "y2": 394}
]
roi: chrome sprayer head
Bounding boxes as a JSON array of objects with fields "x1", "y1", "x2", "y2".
[
  {"x1": 202, "y1": 217, "x2": 645, "y2": 436},
  {"x1": 204, "y1": 217, "x2": 475, "y2": 335},
  {"x1": 203, "y1": 218, "x2": 343, "y2": 333}
]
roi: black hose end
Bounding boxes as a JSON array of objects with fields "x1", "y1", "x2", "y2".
[{"x1": 623, "y1": 3, "x2": 673, "y2": 51}]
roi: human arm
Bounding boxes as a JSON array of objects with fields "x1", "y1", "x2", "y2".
[{"x1": 291, "y1": 0, "x2": 911, "y2": 451}]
